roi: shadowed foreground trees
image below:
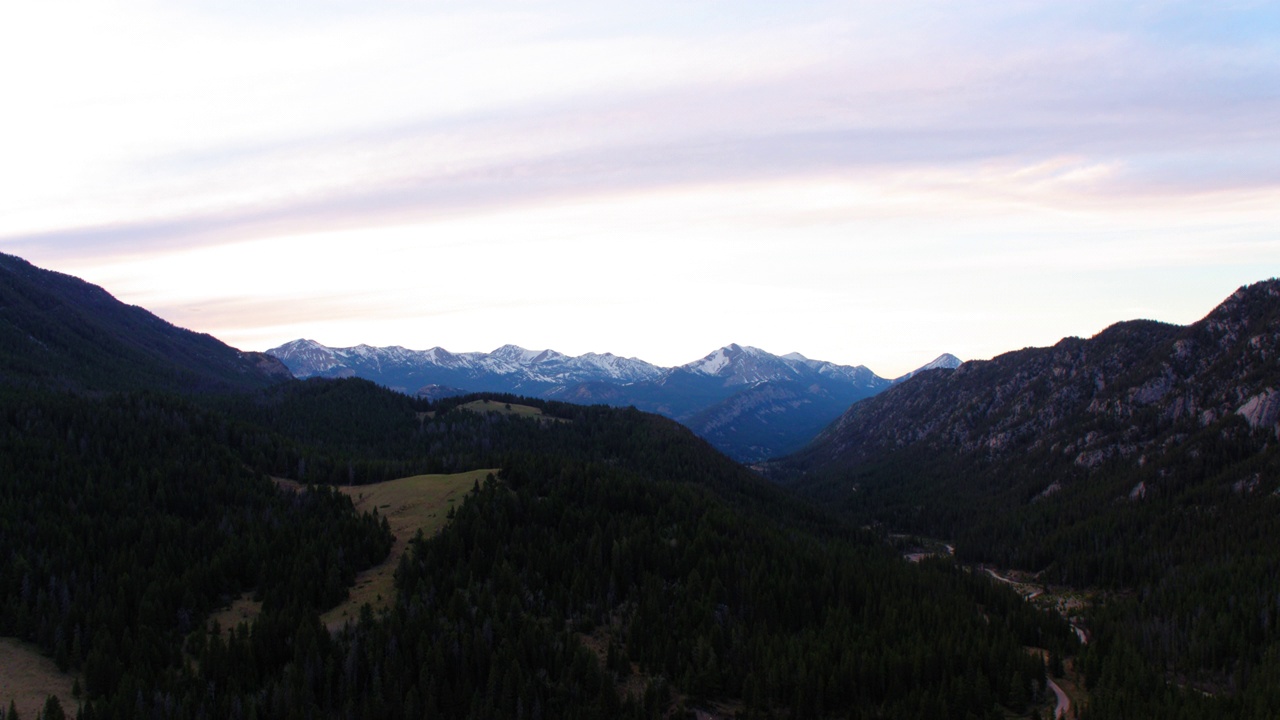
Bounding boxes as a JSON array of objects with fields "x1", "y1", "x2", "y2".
[{"x1": 2, "y1": 382, "x2": 1075, "y2": 719}]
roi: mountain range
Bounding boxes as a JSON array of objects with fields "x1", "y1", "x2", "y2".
[
  {"x1": 4, "y1": 249, "x2": 1280, "y2": 716},
  {"x1": 267, "y1": 338, "x2": 961, "y2": 461},
  {"x1": 0, "y1": 250, "x2": 1077, "y2": 719}
]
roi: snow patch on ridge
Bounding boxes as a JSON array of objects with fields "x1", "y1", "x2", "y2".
[{"x1": 689, "y1": 346, "x2": 736, "y2": 376}]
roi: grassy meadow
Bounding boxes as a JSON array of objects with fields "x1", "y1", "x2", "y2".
[
  {"x1": 0, "y1": 637, "x2": 76, "y2": 719},
  {"x1": 321, "y1": 469, "x2": 495, "y2": 628},
  {"x1": 210, "y1": 470, "x2": 493, "y2": 635}
]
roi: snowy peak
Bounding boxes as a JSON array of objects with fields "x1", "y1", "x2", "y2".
[
  {"x1": 530, "y1": 349, "x2": 566, "y2": 364},
  {"x1": 683, "y1": 344, "x2": 798, "y2": 384},
  {"x1": 686, "y1": 344, "x2": 757, "y2": 377},
  {"x1": 894, "y1": 353, "x2": 964, "y2": 383},
  {"x1": 265, "y1": 339, "x2": 666, "y2": 388},
  {"x1": 679, "y1": 343, "x2": 884, "y2": 389},
  {"x1": 489, "y1": 344, "x2": 547, "y2": 364},
  {"x1": 923, "y1": 353, "x2": 963, "y2": 371},
  {"x1": 421, "y1": 347, "x2": 463, "y2": 366},
  {"x1": 269, "y1": 339, "x2": 344, "y2": 376},
  {"x1": 573, "y1": 352, "x2": 663, "y2": 381},
  {"x1": 276, "y1": 338, "x2": 326, "y2": 352}
]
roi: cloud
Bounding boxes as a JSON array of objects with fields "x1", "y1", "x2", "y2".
[{"x1": 2, "y1": 1, "x2": 1278, "y2": 373}]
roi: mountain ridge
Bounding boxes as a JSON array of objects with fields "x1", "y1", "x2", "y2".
[
  {"x1": 269, "y1": 338, "x2": 666, "y2": 392},
  {"x1": 0, "y1": 251, "x2": 290, "y2": 394},
  {"x1": 787, "y1": 280, "x2": 1280, "y2": 477},
  {"x1": 267, "y1": 338, "x2": 952, "y2": 461}
]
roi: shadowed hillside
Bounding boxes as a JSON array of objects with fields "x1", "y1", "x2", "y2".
[
  {"x1": 0, "y1": 252, "x2": 290, "y2": 394},
  {"x1": 773, "y1": 279, "x2": 1280, "y2": 716}
]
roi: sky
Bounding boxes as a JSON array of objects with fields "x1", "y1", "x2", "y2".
[{"x1": 2, "y1": 1, "x2": 1278, "y2": 377}]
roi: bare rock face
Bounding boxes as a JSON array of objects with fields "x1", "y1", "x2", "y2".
[{"x1": 1237, "y1": 390, "x2": 1280, "y2": 435}]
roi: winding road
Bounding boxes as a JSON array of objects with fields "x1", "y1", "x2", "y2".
[
  {"x1": 1047, "y1": 677, "x2": 1070, "y2": 719},
  {"x1": 982, "y1": 567, "x2": 1077, "y2": 718}
]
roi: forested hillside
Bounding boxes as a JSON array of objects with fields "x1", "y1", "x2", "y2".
[
  {"x1": 9, "y1": 252, "x2": 1272, "y2": 719},
  {"x1": 0, "y1": 385, "x2": 393, "y2": 718},
  {"x1": 1, "y1": 375, "x2": 1076, "y2": 719},
  {"x1": 776, "y1": 279, "x2": 1280, "y2": 717},
  {"x1": 0, "y1": 252, "x2": 289, "y2": 394}
]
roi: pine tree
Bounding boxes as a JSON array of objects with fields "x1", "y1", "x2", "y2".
[{"x1": 41, "y1": 696, "x2": 65, "y2": 720}]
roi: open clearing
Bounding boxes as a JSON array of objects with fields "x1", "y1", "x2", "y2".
[
  {"x1": 421, "y1": 400, "x2": 566, "y2": 423},
  {"x1": 243, "y1": 470, "x2": 492, "y2": 632},
  {"x1": 0, "y1": 637, "x2": 76, "y2": 719},
  {"x1": 458, "y1": 399, "x2": 543, "y2": 417},
  {"x1": 321, "y1": 469, "x2": 495, "y2": 629}
]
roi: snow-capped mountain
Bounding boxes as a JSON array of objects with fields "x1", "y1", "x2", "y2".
[
  {"x1": 682, "y1": 344, "x2": 885, "y2": 389},
  {"x1": 892, "y1": 353, "x2": 963, "y2": 383},
  {"x1": 267, "y1": 339, "x2": 663, "y2": 395},
  {"x1": 265, "y1": 339, "x2": 956, "y2": 462},
  {"x1": 633, "y1": 345, "x2": 897, "y2": 460}
]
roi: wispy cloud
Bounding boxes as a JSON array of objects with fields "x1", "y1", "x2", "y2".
[{"x1": 2, "y1": 1, "x2": 1278, "y2": 373}]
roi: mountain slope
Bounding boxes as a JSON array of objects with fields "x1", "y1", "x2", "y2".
[
  {"x1": 0, "y1": 252, "x2": 289, "y2": 393},
  {"x1": 789, "y1": 280, "x2": 1280, "y2": 479},
  {"x1": 680, "y1": 372, "x2": 891, "y2": 462},
  {"x1": 773, "y1": 279, "x2": 1280, "y2": 712},
  {"x1": 680, "y1": 380, "x2": 859, "y2": 463}
]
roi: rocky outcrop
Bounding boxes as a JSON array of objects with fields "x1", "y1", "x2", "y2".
[{"x1": 1237, "y1": 390, "x2": 1280, "y2": 435}]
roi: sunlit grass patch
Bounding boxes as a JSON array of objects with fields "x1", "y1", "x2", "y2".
[{"x1": 321, "y1": 469, "x2": 496, "y2": 628}]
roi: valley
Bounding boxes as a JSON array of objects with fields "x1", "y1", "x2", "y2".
[
  {"x1": 893, "y1": 533, "x2": 1094, "y2": 719},
  {"x1": 268, "y1": 339, "x2": 957, "y2": 462},
  {"x1": 771, "y1": 278, "x2": 1280, "y2": 717},
  {"x1": 1, "y1": 251, "x2": 1278, "y2": 719}
]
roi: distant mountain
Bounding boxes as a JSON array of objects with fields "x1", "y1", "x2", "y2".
[
  {"x1": 604, "y1": 345, "x2": 892, "y2": 461},
  {"x1": 892, "y1": 352, "x2": 962, "y2": 383},
  {"x1": 267, "y1": 339, "x2": 942, "y2": 461},
  {"x1": 268, "y1": 338, "x2": 663, "y2": 396},
  {"x1": 0, "y1": 252, "x2": 290, "y2": 393}
]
